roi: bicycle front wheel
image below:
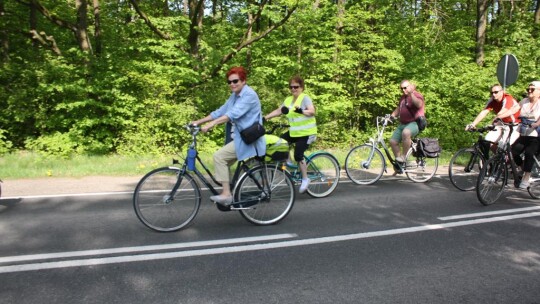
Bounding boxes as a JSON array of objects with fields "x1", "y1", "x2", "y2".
[
  {"x1": 527, "y1": 162, "x2": 540, "y2": 199},
  {"x1": 305, "y1": 152, "x2": 340, "y2": 198},
  {"x1": 345, "y1": 144, "x2": 385, "y2": 185},
  {"x1": 133, "y1": 167, "x2": 201, "y2": 232},
  {"x1": 449, "y1": 148, "x2": 485, "y2": 191},
  {"x1": 476, "y1": 157, "x2": 507, "y2": 205},
  {"x1": 405, "y1": 149, "x2": 438, "y2": 182},
  {"x1": 236, "y1": 165, "x2": 295, "y2": 225}
]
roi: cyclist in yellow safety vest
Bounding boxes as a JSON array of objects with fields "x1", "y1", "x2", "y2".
[{"x1": 264, "y1": 75, "x2": 317, "y2": 193}]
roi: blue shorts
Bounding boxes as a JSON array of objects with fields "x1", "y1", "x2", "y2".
[{"x1": 391, "y1": 122, "x2": 419, "y2": 143}]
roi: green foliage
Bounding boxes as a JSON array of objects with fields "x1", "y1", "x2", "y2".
[
  {"x1": 0, "y1": 129, "x2": 13, "y2": 155},
  {"x1": 1, "y1": 0, "x2": 540, "y2": 159}
]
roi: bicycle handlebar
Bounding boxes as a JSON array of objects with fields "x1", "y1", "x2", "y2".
[
  {"x1": 466, "y1": 125, "x2": 495, "y2": 133},
  {"x1": 264, "y1": 122, "x2": 290, "y2": 135}
]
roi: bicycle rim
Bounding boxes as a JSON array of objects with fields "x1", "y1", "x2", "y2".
[
  {"x1": 306, "y1": 153, "x2": 340, "y2": 198},
  {"x1": 449, "y1": 148, "x2": 484, "y2": 191},
  {"x1": 405, "y1": 149, "x2": 438, "y2": 183},
  {"x1": 345, "y1": 144, "x2": 385, "y2": 185},
  {"x1": 237, "y1": 165, "x2": 295, "y2": 225},
  {"x1": 528, "y1": 163, "x2": 540, "y2": 199},
  {"x1": 476, "y1": 157, "x2": 507, "y2": 205},
  {"x1": 133, "y1": 167, "x2": 201, "y2": 232}
]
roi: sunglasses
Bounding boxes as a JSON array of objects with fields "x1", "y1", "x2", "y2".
[
  {"x1": 227, "y1": 79, "x2": 240, "y2": 84},
  {"x1": 491, "y1": 90, "x2": 501, "y2": 95},
  {"x1": 401, "y1": 86, "x2": 408, "y2": 90},
  {"x1": 289, "y1": 85, "x2": 300, "y2": 89},
  {"x1": 527, "y1": 88, "x2": 537, "y2": 93}
]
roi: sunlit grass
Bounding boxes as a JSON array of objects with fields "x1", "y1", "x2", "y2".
[
  {"x1": 0, "y1": 148, "x2": 452, "y2": 179},
  {"x1": 0, "y1": 151, "x2": 215, "y2": 179}
]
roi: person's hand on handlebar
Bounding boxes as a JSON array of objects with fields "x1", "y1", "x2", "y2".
[{"x1": 465, "y1": 124, "x2": 475, "y2": 131}]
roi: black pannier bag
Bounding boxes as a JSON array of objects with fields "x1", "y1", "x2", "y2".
[{"x1": 415, "y1": 138, "x2": 441, "y2": 158}]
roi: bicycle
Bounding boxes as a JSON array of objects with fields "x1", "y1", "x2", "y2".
[
  {"x1": 476, "y1": 119, "x2": 538, "y2": 205},
  {"x1": 344, "y1": 114, "x2": 439, "y2": 184},
  {"x1": 133, "y1": 124, "x2": 296, "y2": 232},
  {"x1": 254, "y1": 123, "x2": 340, "y2": 198},
  {"x1": 448, "y1": 125, "x2": 495, "y2": 191}
]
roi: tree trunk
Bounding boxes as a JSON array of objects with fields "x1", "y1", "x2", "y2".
[
  {"x1": 0, "y1": 0, "x2": 8, "y2": 61},
  {"x1": 92, "y1": 0, "x2": 101, "y2": 55},
  {"x1": 30, "y1": 0, "x2": 38, "y2": 48},
  {"x1": 187, "y1": 0, "x2": 204, "y2": 59},
  {"x1": 246, "y1": 11, "x2": 253, "y2": 69},
  {"x1": 534, "y1": 0, "x2": 539, "y2": 38},
  {"x1": 334, "y1": 0, "x2": 345, "y2": 65},
  {"x1": 475, "y1": 0, "x2": 488, "y2": 66},
  {"x1": 76, "y1": 0, "x2": 92, "y2": 53}
]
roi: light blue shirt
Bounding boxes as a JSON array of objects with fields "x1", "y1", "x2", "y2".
[{"x1": 211, "y1": 85, "x2": 266, "y2": 160}]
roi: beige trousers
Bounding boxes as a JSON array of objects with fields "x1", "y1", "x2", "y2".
[{"x1": 213, "y1": 141, "x2": 237, "y2": 182}]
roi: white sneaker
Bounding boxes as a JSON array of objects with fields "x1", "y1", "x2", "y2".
[
  {"x1": 299, "y1": 178, "x2": 310, "y2": 193},
  {"x1": 519, "y1": 181, "x2": 530, "y2": 189}
]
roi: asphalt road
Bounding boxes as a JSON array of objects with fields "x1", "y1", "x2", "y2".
[{"x1": 0, "y1": 173, "x2": 539, "y2": 303}]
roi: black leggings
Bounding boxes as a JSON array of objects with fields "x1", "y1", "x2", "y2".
[
  {"x1": 280, "y1": 131, "x2": 311, "y2": 162},
  {"x1": 511, "y1": 136, "x2": 540, "y2": 172}
]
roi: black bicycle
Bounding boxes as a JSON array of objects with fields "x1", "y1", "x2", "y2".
[
  {"x1": 133, "y1": 124, "x2": 296, "y2": 232},
  {"x1": 475, "y1": 120, "x2": 538, "y2": 205},
  {"x1": 448, "y1": 125, "x2": 494, "y2": 191}
]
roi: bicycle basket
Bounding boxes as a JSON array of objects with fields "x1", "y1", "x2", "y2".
[{"x1": 264, "y1": 134, "x2": 289, "y2": 162}]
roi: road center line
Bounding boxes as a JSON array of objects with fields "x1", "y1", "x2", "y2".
[
  {"x1": 438, "y1": 206, "x2": 540, "y2": 221},
  {"x1": 1, "y1": 211, "x2": 539, "y2": 274}
]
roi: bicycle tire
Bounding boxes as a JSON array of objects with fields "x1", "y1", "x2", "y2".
[
  {"x1": 527, "y1": 162, "x2": 540, "y2": 199},
  {"x1": 236, "y1": 164, "x2": 295, "y2": 225},
  {"x1": 405, "y1": 148, "x2": 438, "y2": 183},
  {"x1": 133, "y1": 167, "x2": 201, "y2": 232},
  {"x1": 345, "y1": 144, "x2": 385, "y2": 185},
  {"x1": 449, "y1": 147, "x2": 485, "y2": 191},
  {"x1": 305, "y1": 152, "x2": 340, "y2": 198},
  {"x1": 527, "y1": 180, "x2": 540, "y2": 199},
  {"x1": 476, "y1": 156, "x2": 507, "y2": 205}
]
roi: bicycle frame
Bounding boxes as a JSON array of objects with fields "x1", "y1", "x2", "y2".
[
  {"x1": 170, "y1": 125, "x2": 270, "y2": 209},
  {"x1": 365, "y1": 116, "x2": 409, "y2": 173}
]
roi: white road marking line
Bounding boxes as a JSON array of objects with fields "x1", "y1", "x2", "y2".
[
  {"x1": 1, "y1": 211, "x2": 539, "y2": 274},
  {"x1": 1, "y1": 192, "x2": 134, "y2": 199},
  {"x1": 0, "y1": 234, "x2": 296, "y2": 264},
  {"x1": 438, "y1": 206, "x2": 540, "y2": 221}
]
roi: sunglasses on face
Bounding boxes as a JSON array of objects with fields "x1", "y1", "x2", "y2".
[
  {"x1": 491, "y1": 90, "x2": 501, "y2": 95},
  {"x1": 289, "y1": 85, "x2": 300, "y2": 89},
  {"x1": 227, "y1": 79, "x2": 240, "y2": 84},
  {"x1": 527, "y1": 88, "x2": 537, "y2": 93},
  {"x1": 401, "y1": 85, "x2": 408, "y2": 90}
]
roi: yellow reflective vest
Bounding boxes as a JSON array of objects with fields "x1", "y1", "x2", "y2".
[{"x1": 284, "y1": 93, "x2": 317, "y2": 137}]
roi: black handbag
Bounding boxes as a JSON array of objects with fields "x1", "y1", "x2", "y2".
[
  {"x1": 240, "y1": 122, "x2": 265, "y2": 144},
  {"x1": 416, "y1": 116, "x2": 427, "y2": 131},
  {"x1": 404, "y1": 103, "x2": 427, "y2": 132}
]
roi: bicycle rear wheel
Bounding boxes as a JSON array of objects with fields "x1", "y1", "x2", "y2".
[
  {"x1": 305, "y1": 152, "x2": 340, "y2": 198},
  {"x1": 133, "y1": 167, "x2": 201, "y2": 232},
  {"x1": 345, "y1": 144, "x2": 385, "y2": 185},
  {"x1": 527, "y1": 162, "x2": 540, "y2": 199},
  {"x1": 476, "y1": 157, "x2": 507, "y2": 205},
  {"x1": 449, "y1": 147, "x2": 485, "y2": 191},
  {"x1": 236, "y1": 165, "x2": 295, "y2": 225},
  {"x1": 405, "y1": 148, "x2": 438, "y2": 182}
]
